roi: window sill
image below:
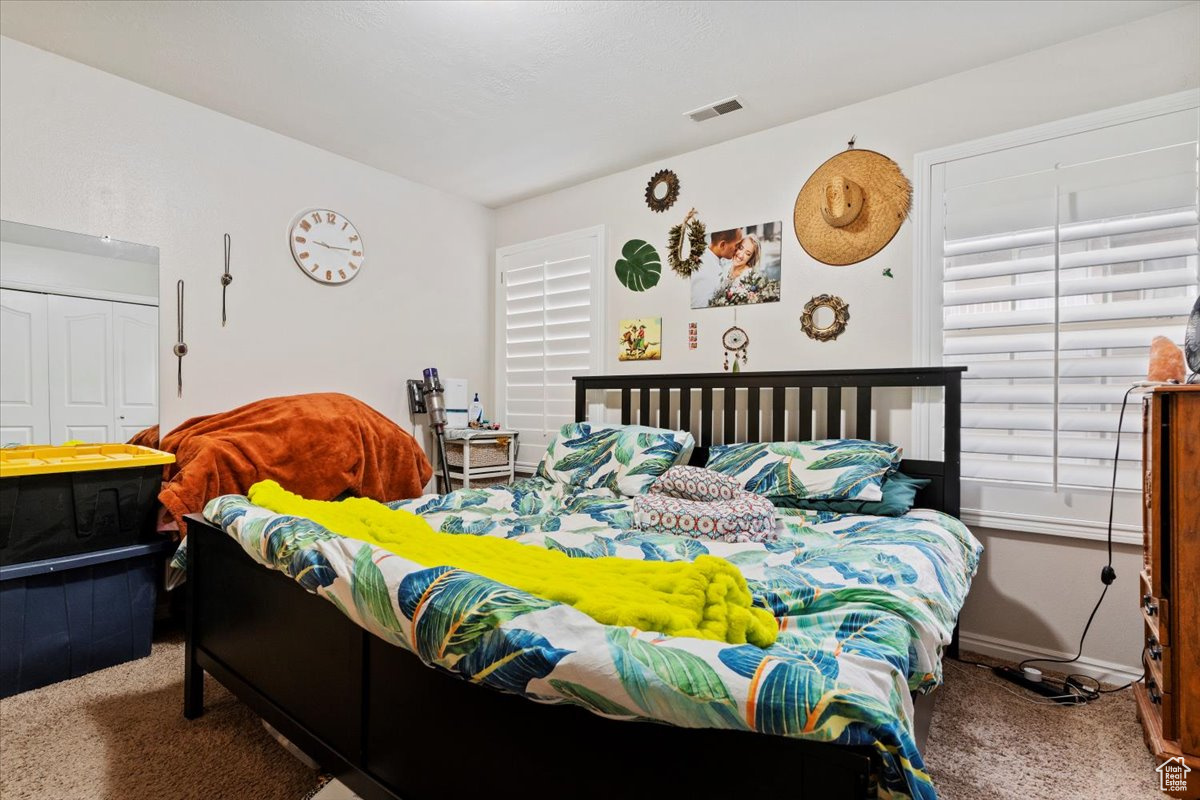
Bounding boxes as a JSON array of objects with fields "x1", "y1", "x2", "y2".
[{"x1": 960, "y1": 507, "x2": 1141, "y2": 546}]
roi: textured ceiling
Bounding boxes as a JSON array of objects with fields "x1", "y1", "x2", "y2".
[{"x1": 0, "y1": 0, "x2": 1186, "y2": 207}]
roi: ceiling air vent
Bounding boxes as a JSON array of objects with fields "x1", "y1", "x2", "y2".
[{"x1": 684, "y1": 96, "x2": 744, "y2": 122}]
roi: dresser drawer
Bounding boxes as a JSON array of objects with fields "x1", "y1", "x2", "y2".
[
  {"x1": 1141, "y1": 571, "x2": 1169, "y2": 645},
  {"x1": 1142, "y1": 652, "x2": 1180, "y2": 738},
  {"x1": 1145, "y1": 644, "x2": 1178, "y2": 740},
  {"x1": 1146, "y1": 639, "x2": 1172, "y2": 693}
]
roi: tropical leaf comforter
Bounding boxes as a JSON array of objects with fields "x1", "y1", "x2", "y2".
[{"x1": 202, "y1": 477, "x2": 981, "y2": 800}]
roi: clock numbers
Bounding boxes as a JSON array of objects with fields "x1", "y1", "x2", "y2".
[{"x1": 290, "y1": 209, "x2": 362, "y2": 285}]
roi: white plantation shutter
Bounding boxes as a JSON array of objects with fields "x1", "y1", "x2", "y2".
[
  {"x1": 496, "y1": 228, "x2": 603, "y2": 466},
  {"x1": 933, "y1": 106, "x2": 1199, "y2": 499}
]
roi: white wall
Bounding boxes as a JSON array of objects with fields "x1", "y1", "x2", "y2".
[
  {"x1": 0, "y1": 36, "x2": 494, "y2": 441},
  {"x1": 495, "y1": 6, "x2": 1200, "y2": 677}
]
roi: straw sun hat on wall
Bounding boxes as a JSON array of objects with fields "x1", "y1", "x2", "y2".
[{"x1": 793, "y1": 146, "x2": 913, "y2": 266}]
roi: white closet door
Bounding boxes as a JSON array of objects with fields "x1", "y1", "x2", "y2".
[
  {"x1": 48, "y1": 295, "x2": 114, "y2": 443},
  {"x1": 0, "y1": 289, "x2": 50, "y2": 445},
  {"x1": 113, "y1": 302, "x2": 158, "y2": 441}
]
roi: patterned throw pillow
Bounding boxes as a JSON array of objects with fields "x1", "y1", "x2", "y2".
[
  {"x1": 648, "y1": 465, "x2": 745, "y2": 501},
  {"x1": 635, "y1": 466, "x2": 777, "y2": 543},
  {"x1": 535, "y1": 423, "x2": 696, "y2": 497},
  {"x1": 705, "y1": 439, "x2": 902, "y2": 503}
]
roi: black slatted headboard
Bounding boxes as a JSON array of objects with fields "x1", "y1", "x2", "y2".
[{"x1": 573, "y1": 367, "x2": 965, "y2": 518}]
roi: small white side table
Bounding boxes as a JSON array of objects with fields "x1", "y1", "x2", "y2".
[{"x1": 437, "y1": 429, "x2": 519, "y2": 492}]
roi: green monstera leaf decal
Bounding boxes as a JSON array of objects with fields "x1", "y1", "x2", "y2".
[{"x1": 615, "y1": 239, "x2": 661, "y2": 292}]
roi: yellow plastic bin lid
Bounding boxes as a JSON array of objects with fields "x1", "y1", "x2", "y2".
[{"x1": 0, "y1": 443, "x2": 175, "y2": 478}]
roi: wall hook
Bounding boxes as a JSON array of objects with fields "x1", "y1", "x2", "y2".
[
  {"x1": 221, "y1": 233, "x2": 232, "y2": 327},
  {"x1": 174, "y1": 279, "x2": 188, "y2": 397}
]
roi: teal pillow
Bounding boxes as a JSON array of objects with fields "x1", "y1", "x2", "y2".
[{"x1": 772, "y1": 472, "x2": 930, "y2": 517}]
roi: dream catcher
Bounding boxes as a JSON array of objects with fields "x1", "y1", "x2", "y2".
[
  {"x1": 722, "y1": 325, "x2": 749, "y2": 372},
  {"x1": 667, "y1": 208, "x2": 707, "y2": 277}
]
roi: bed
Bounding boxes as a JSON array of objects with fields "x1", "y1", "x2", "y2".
[{"x1": 183, "y1": 367, "x2": 975, "y2": 800}]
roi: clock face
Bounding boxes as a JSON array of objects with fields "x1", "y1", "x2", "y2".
[{"x1": 288, "y1": 209, "x2": 364, "y2": 284}]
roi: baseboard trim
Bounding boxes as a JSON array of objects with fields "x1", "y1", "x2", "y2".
[{"x1": 957, "y1": 630, "x2": 1142, "y2": 686}]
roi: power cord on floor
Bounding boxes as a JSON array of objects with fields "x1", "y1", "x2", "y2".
[{"x1": 946, "y1": 660, "x2": 1087, "y2": 707}]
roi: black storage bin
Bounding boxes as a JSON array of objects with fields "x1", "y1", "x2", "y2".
[
  {"x1": 0, "y1": 445, "x2": 171, "y2": 567},
  {"x1": 0, "y1": 540, "x2": 173, "y2": 698}
]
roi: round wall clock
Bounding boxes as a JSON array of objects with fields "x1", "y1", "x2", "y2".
[{"x1": 288, "y1": 208, "x2": 364, "y2": 285}]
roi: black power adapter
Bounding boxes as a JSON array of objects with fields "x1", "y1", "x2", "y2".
[{"x1": 993, "y1": 666, "x2": 1089, "y2": 705}]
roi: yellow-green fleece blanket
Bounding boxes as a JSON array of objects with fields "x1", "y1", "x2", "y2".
[{"x1": 248, "y1": 480, "x2": 777, "y2": 647}]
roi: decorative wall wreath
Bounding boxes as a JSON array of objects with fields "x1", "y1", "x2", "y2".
[
  {"x1": 667, "y1": 208, "x2": 707, "y2": 278},
  {"x1": 800, "y1": 294, "x2": 850, "y2": 342},
  {"x1": 645, "y1": 169, "x2": 680, "y2": 212}
]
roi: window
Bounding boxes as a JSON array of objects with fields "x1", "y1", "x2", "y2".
[
  {"x1": 915, "y1": 92, "x2": 1199, "y2": 540},
  {"x1": 495, "y1": 226, "x2": 604, "y2": 468}
]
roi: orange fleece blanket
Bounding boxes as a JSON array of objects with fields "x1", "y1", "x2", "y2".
[{"x1": 150, "y1": 393, "x2": 432, "y2": 534}]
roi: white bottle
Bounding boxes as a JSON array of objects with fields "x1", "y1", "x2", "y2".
[{"x1": 468, "y1": 393, "x2": 483, "y2": 426}]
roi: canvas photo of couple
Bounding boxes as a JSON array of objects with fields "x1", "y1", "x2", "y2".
[{"x1": 689, "y1": 220, "x2": 783, "y2": 309}]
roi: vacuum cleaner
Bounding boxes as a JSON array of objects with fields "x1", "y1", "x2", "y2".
[{"x1": 421, "y1": 367, "x2": 454, "y2": 493}]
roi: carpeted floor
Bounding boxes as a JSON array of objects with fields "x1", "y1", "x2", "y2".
[
  {"x1": 925, "y1": 656, "x2": 1161, "y2": 800},
  {"x1": 0, "y1": 632, "x2": 317, "y2": 800},
  {"x1": 0, "y1": 639, "x2": 1161, "y2": 800}
]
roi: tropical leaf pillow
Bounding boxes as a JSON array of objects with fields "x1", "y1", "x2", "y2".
[
  {"x1": 536, "y1": 423, "x2": 695, "y2": 497},
  {"x1": 705, "y1": 438, "x2": 901, "y2": 503}
]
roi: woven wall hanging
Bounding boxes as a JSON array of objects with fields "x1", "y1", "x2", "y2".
[
  {"x1": 667, "y1": 208, "x2": 707, "y2": 277},
  {"x1": 800, "y1": 294, "x2": 850, "y2": 342}
]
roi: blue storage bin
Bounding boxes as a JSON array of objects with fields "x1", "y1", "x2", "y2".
[{"x1": 0, "y1": 540, "x2": 173, "y2": 698}]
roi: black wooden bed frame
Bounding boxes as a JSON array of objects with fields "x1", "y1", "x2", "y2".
[{"x1": 184, "y1": 366, "x2": 964, "y2": 800}]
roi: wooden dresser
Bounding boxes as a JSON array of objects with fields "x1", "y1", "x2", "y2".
[{"x1": 1135, "y1": 385, "x2": 1200, "y2": 798}]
